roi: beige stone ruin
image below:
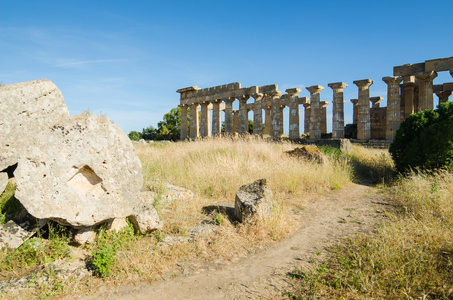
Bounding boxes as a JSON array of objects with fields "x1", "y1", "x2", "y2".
[{"x1": 177, "y1": 57, "x2": 453, "y2": 142}]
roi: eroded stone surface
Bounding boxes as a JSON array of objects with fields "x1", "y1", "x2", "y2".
[
  {"x1": 73, "y1": 226, "x2": 96, "y2": 245},
  {"x1": 0, "y1": 172, "x2": 8, "y2": 194},
  {"x1": 234, "y1": 179, "x2": 273, "y2": 223},
  {"x1": 0, "y1": 213, "x2": 48, "y2": 251},
  {"x1": 129, "y1": 201, "x2": 163, "y2": 234},
  {"x1": 0, "y1": 80, "x2": 69, "y2": 171},
  {"x1": 14, "y1": 115, "x2": 143, "y2": 228}
]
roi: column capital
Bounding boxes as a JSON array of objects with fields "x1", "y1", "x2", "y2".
[
  {"x1": 237, "y1": 95, "x2": 250, "y2": 102},
  {"x1": 251, "y1": 93, "x2": 264, "y2": 100},
  {"x1": 370, "y1": 96, "x2": 383, "y2": 108},
  {"x1": 382, "y1": 76, "x2": 403, "y2": 85},
  {"x1": 328, "y1": 82, "x2": 348, "y2": 90},
  {"x1": 298, "y1": 96, "x2": 309, "y2": 104},
  {"x1": 320, "y1": 101, "x2": 330, "y2": 108},
  {"x1": 415, "y1": 71, "x2": 438, "y2": 82},
  {"x1": 179, "y1": 104, "x2": 189, "y2": 108},
  {"x1": 450, "y1": 69, "x2": 453, "y2": 78},
  {"x1": 225, "y1": 96, "x2": 236, "y2": 103},
  {"x1": 269, "y1": 91, "x2": 282, "y2": 98},
  {"x1": 403, "y1": 82, "x2": 415, "y2": 89},
  {"x1": 436, "y1": 90, "x2": 452, "y2": 98},
  {"x1": 350, "y1": 99, "x2": 358, "y2": 105},
  {"x1": 303, "y1": 103, "x2": 311, "y2": 108},
  {"x1": 285, "y1": 88, "x2": 302, "y2": 96},
  {"x1": 353, "y1": 79, "x2": 374, "y2": 88},
  {"x1": 306, "y1": 85, "x2": 324, "y2": 94}
]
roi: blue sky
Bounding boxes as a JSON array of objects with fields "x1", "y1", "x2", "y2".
[{"x1": 2, "y1": 0, "x2": 452, "y2": 134}]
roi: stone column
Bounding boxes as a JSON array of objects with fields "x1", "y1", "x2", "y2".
[
  {"x1": 350, "y1": 99, "x2": 358, "y2": 124},
  {"x1": 252, "y1": 93, "x2": 263, "y2": 136},
  {"x1": 279, "y1": 106, "x2": 284, "y2": 135},
  {"x1": 306, "y1": 85, "x2": 324, "y2": 140},
  {"x1": 320, "y1": 101, "x2": 329, "y2": 134},
  {"x1": 262, "y1": 96, "x2": 272, "y2": 135},
  {"x1": 353, "y1": 79, "x2": 373, "y2": 140},
  {"x1": 287, "y1": 88, "x2": 302, "y2": 140},
  {"x1": 180, "y1": 105, "x2": 188, "y2": 140},
  {"x1": 370, "y1": 96, "x2": 383, "y2": 108},
  {"x1": 328, "y1": 82, "x2": 347, "y2": 139},
  {"x1": 238, "y1": 95, "x2": 250, "y2": 135},
  {"x1": 383, "y1": 76, "x2": 403, "y2": 141},
  {"x1": 270, "y1": 92, "x2": 282, "y2": 139},
  {"x1": 189, "y1": 103, "x2": 200, "y2": 139},
  {"x1": 415, "y1": 71, "x2": 438, "y2": 111},
  {"x1": 200, "y1": 102, "x2": 211, "y2": 138},
  {"x1": 436, "y1": 91, "x2": 452, "y2": 103},
  {"x1": 211, "y1": 100, "x2": 222, "y2": 136},
  {"x1": 403, "y1": 80, "x2": 415, "y2": 117},
  {"x1": 224, "y1": 97, "x2": 235, "y2": 135},
  {"x1": 303, "y1": 103, "x2": 311, "y2": 134},
  {"x1": 233, "y1": 110, "x2": 239, "y2": 134}
]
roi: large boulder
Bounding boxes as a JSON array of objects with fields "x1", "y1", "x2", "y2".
[
  {"x1": 234, "y1": 179, "x2": 273, "y2": 223},
  {"x1": 14, "y1": 115, "x2": 144, "y2": 228},
  {"x1": 0, "y1": 80, "x2": 69, "y2": 171}
]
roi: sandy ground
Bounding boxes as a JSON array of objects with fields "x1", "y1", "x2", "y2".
[{"x1": 75, "y1": 182, "x2": 390, "y2": 300}]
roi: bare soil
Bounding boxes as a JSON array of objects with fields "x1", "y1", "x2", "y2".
[{"x1": 73, "y1": 181, "x2": 390, "y2": 300}]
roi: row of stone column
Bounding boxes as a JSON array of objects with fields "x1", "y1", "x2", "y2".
[{"x1": 180, "y1": 71, "x2": 452, "y2": 142}]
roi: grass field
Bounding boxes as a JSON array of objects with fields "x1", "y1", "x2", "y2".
[{"x1": 3, "y1": 137, "x2": 442, "y2": 299}]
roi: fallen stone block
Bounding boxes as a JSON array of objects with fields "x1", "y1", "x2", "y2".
[
  {"x1": 73, "y1": 226, "x2": 96, "y2": 245},
  {"x1": 14, "y1": 114, "x2": 143, "y2": 228},
  {"x1": 285, "y1": 146, "x2": 326, "y2": 164},
  {"x1": 129, "y1": 201, "x2": 163, "y2": 234},
  {"x1": 105, "y1": 218, "x2": 129, "y2": 232},
  {"x1": 0, "y1": 213, "x2": 48, "y2": 251},
  {"x1": 0, "y1": 80, "x2": 70, "y2": 171},
  {"x1": 234, "y1": 178, "x2": 273, "y2": 223}
]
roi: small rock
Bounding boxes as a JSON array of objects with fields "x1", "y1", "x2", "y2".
[
  {"x1": 234, "y1": 179, "x2": 273, "y2": 223},
  {"x1": 189, "y1": 220, "x2": 217, "y2": 239},
  {"x1": 129, "y1": 201, "x2": 163, "y2": 234},
  {"x1": 285, "y1": 146, "x2": 326, "y2": 164},
  {"x1": 73, "y1": 226, "x2": 96, "y2": 245},
  {"x1": 105, "y1": 218, "x2": 129, "y2": 232}
]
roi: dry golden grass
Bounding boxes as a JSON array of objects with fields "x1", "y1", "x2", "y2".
[
  {"x1": 1, "y1": 137, "x2": 360, "y2": 299},
  {"x1": 291, "y1": 170, "x2": 453, "y2": 299}
]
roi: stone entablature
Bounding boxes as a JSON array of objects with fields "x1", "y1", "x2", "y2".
[{"x1": 177, "y1": 57, "x2": 453, "y2": 142}]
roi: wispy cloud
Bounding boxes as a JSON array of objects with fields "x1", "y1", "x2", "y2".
[{"x1": 55, "y1": 58, "x2": 127, "y2": 68}]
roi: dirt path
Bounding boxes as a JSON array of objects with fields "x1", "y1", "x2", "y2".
[{"x1": 82, "y1": 182, "x2": 390, "y2": 300}]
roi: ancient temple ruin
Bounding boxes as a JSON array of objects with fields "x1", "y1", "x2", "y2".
[{"x1": 177, "y1": 57, "x2": 453, "y2": 142}]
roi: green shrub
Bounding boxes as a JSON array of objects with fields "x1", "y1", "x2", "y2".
[
  {"x1": 128, "y1": 130, "x2": 142, "y2": 141},
  {"x1": 389, "y1": 102, "x2": 453, "y2": 173},
  {"x1": 92, "y1": 244, "x2": 116, "y2": 278}
]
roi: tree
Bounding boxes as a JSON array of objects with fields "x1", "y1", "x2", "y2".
[
  {"x1": 389, "y1": 101, "x2": 453, "y2": 173},
  {"x1": 141, "y1": 125, "x2": 157, "y2": 140},
  {"x1": 128, "y1": 107, "x2": 190, "y2": 142},
  {"x1": 155, "y1": 107, "x2": 182, "y2": 141},
  {"x1": 128, "y1": 130, "x2": 142, "y2": 141}
]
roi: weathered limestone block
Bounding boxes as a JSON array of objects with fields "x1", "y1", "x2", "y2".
[
  {"x1": 105, "y1": 218, "x2": 129, "y2": 232},
  {"x1": 285, "y1": 146, "x2": 326, "y2": 164},
  {"x1": 234, "y1": 179, "x2": 273, "y2": 223},
  {"x1": 0, "y1": 214, "x2": 48, "y2": 251},
  {"x1": 0, "y1": 172, "x2": 7, "y2": 195},
  {"x1": 14, "y1": 115, "x2": 143, "y2": 228},
  {"x1": 129, "y1": 201, "x2": 163, "y2": 234},
  {"x1": 0, "y1": 80, "x2": 70, "y2": 171},
  {"x1": 73, "y1": 226, "x2": 96, "y2": 245}
]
